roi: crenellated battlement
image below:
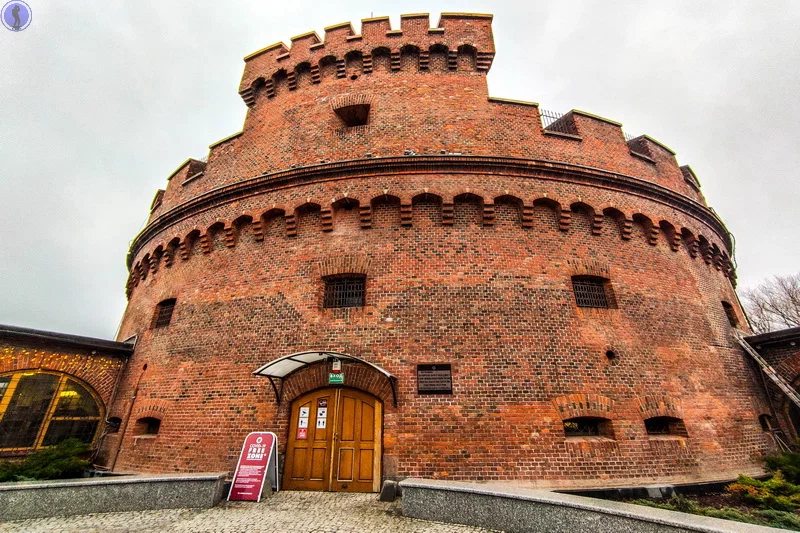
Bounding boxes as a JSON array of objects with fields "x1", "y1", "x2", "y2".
[{"x1": 238, "y1": 13, "x2": 495, "y2": 106}]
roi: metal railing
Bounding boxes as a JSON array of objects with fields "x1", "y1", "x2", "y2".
[{"x1": 539, "y1": 109, "x2": 578, "y2": 136}]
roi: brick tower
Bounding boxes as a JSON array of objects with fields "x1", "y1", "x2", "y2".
[{"x1": 105, "y1": 13, "x2": 773, "y2": 490}]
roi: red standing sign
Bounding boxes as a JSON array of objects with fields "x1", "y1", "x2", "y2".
[{"x1": 228, "y1": 431, "x2": 278, "y2": 501}]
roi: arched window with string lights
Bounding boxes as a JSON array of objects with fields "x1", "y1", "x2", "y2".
[{"x1": 0, "y1": 371, "x2": 104, "y2": 453}]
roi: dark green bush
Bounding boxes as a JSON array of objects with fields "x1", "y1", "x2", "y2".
[
  {"x1": 702, "y1": 507, "x2": 761, "y2": 525},
  {"x1": 669, "y1": 494, "x2": 698, "y2": 514},
  {"x1": 728, "y1": 472, "x2": 800, "y2": 511},
  {"x1": 764, "y1": 451, "x2": 800, "y2": 484},
  {"x1": 754, "y1": 509, "x2": 800, "y2": 530},
  {"x1": 0, "y1": 439, "x2": 90, "y2": 482},
  {"x1": 0, "y1": 460, "x2": 21, "y2": 482}
]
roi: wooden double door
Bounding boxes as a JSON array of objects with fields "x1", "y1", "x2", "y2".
[{"x1": 283, "y1": 388, "x2": 382, "y2": 492}]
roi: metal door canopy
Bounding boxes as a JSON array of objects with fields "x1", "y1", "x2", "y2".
[{"x1": 252, "y1": 351, "x2": 397, "y2": 406}]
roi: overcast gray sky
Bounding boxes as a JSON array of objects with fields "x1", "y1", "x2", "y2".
[{"x1": 0, "y1": 1, "x2": 798, "y2": 339}]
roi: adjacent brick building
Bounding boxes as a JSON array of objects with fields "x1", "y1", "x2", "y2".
[
  {"x1": 0, "y1": 325, "x2": 132, "y2": 459},
  {"x1": 3, "y1": 12, "x2": 785, "y2": 490},
  {"x1": 744, "y1": 327, "x2": 800, "y2": 448}
]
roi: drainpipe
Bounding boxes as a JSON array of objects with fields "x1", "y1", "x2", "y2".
[
  {"x1": 109, "y1": 361, "x2": 147, "y2": 471},
  {"x1": 92, "y1": 356, "x2": 128, "y2": 467}
]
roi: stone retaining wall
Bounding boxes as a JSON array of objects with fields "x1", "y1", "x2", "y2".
[
  {"x1": 399, "y1": 478, "x2": 786, "y2": 533},
  {"x1": 0, "y1": 473, "x2": 227, "y2": 521}
]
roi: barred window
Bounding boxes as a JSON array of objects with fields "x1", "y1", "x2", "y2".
[
  {"x1": 324, "y1": 276, "x2": 366, "y2": 309},
  {"x1": 572, "y1": 276, "x2": 614, "y2": 309},
  {"x1": 152, "y1": 298, "x2": 176, "y2": 328},
  {"x1": 0, "y1": 371, "x2": 103, "y2": 453}
]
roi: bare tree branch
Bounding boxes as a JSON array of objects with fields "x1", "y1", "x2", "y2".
[{"x1": 742, "y1": 273, "x2": 800, "y2": 334}]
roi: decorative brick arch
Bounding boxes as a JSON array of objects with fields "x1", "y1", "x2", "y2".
[
  {"x1": 316, "y1": 253, "x2": 372, "y2": 277},
  {"x1": 281, "y1": 361, "x2": 394, "y2": 407},
  {"x1": 132, "y1": 398, "x2": 172, "y2": 421},
  {"x1": 634, "y1": 394, "x2": 684, "y2": 420},
  {"x1": 330, "y1": 93, "x2": 375, "y2": 112},
  {"x1": 551, "y1": 393, "x2": 614, "y2": 420},
  {"x1": 0, "y1": 347, "x2": 125, "y2": 403},
  {"x1": 567, "y1": 259, "x2": 612, "y2": 279}
]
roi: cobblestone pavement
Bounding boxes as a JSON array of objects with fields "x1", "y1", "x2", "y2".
[{"x1": 0, "y1": 491, "x2": 499, "y2": 533}]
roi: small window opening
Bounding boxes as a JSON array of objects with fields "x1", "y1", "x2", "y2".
[
  {"x1": 645, "y1": 416, "x2": 688, "y2": 437},
  {"x1": 324, "y1": 275, "x2": 366, "y2": 309},
  {"x1": 134, "y1": 417, "x2": 161, "y2": 436},
  {"x1": 605, "y1": 350, "x2": 617, "y2": 361},
  {"x1": 106, "y1": 417, "x2": 122, "y2": 434},
  {"x1": 572, "y1": 276, "x2": 614, "y2": 309},
  {"x1": 722, "y1": 301, "x2": 738, "y2": 327},
  {"x1": 152, "y1": 298, "x2": 176, "y2": 328},
  {"x1": 759, "y1": 414, "x2": 774, "y2": 432},
  {"x1": 563, "y1": 417, "x2": 614, "y2": 439},
  {"x1": 334, "y1": 104, "x2": 370, "y2": 127}
]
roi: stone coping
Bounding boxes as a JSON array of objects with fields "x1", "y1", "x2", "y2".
[
  {"x1": 0, "y1": 472, "x2": 228, "y2": 492},
  {"x1": 399, "y1": 478, "x2": 786, "y2": 533}
]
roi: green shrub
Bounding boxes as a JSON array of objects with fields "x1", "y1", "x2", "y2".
[
  {"x1": 0, "y1": 460, "x2": 21, "y2": 482},
  {"x1": 728, "y1": 472, "x2": 800, "y2": 511},
  {"x1": 753, "y1": 509, "x2": 800, "y2": 531},
  {"x1": 0, "y1": 439, "x2": 90, "y2": 482},
  {"x1": 669, "y1": 494, "x2": 698, "y2": 514},
  {"x1": 628, "y1": 499, "x2": 674, "y2": 510},
  {"x1": 764, "y1": 451, "x2": 800, "y2": 484},
  {"x1": 701, "y1": 507, "x2": 761, "y2": 525}
]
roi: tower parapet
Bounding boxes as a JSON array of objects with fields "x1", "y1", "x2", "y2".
[{"x1": 238, "y1": 13, "x2": 495, "y2": 106}]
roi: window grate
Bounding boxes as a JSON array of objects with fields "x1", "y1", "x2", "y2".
[
  {"x1": 153, "y1": 299, "x2": 176, "y2": 328},
  {"x1": 324, "y1": 277, "x2": 365, "y2": 309},
  {"x1": 564, "y1": 418, "x2": 601, "y2": 437},
  {"x1": 572, "y1": 278, "x2": 609, "y2": 308}
]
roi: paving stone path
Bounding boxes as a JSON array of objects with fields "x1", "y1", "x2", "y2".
[{"x1": 0, "y1": 491, "x2": 499, "y2": 533}]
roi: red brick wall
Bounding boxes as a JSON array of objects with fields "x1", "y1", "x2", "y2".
[
  {"x1": 107, "y1": 13, "x2": 771, "y2": 488},
  {"x1": 0, "y1": 341, "x2": 125, "y2": 404}
]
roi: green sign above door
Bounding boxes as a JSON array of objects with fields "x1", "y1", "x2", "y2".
[{"x1": 329, "y1": 372, "x2": 344, "y2": 385}]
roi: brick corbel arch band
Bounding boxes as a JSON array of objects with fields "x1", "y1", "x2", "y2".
[{"x1": 281, "y1": 360, "x2": 394, "y2": 407}]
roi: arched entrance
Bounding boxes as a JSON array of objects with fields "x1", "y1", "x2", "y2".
[{"x1": 283, "y1": 387, "x2": 382, "y2": 492}]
